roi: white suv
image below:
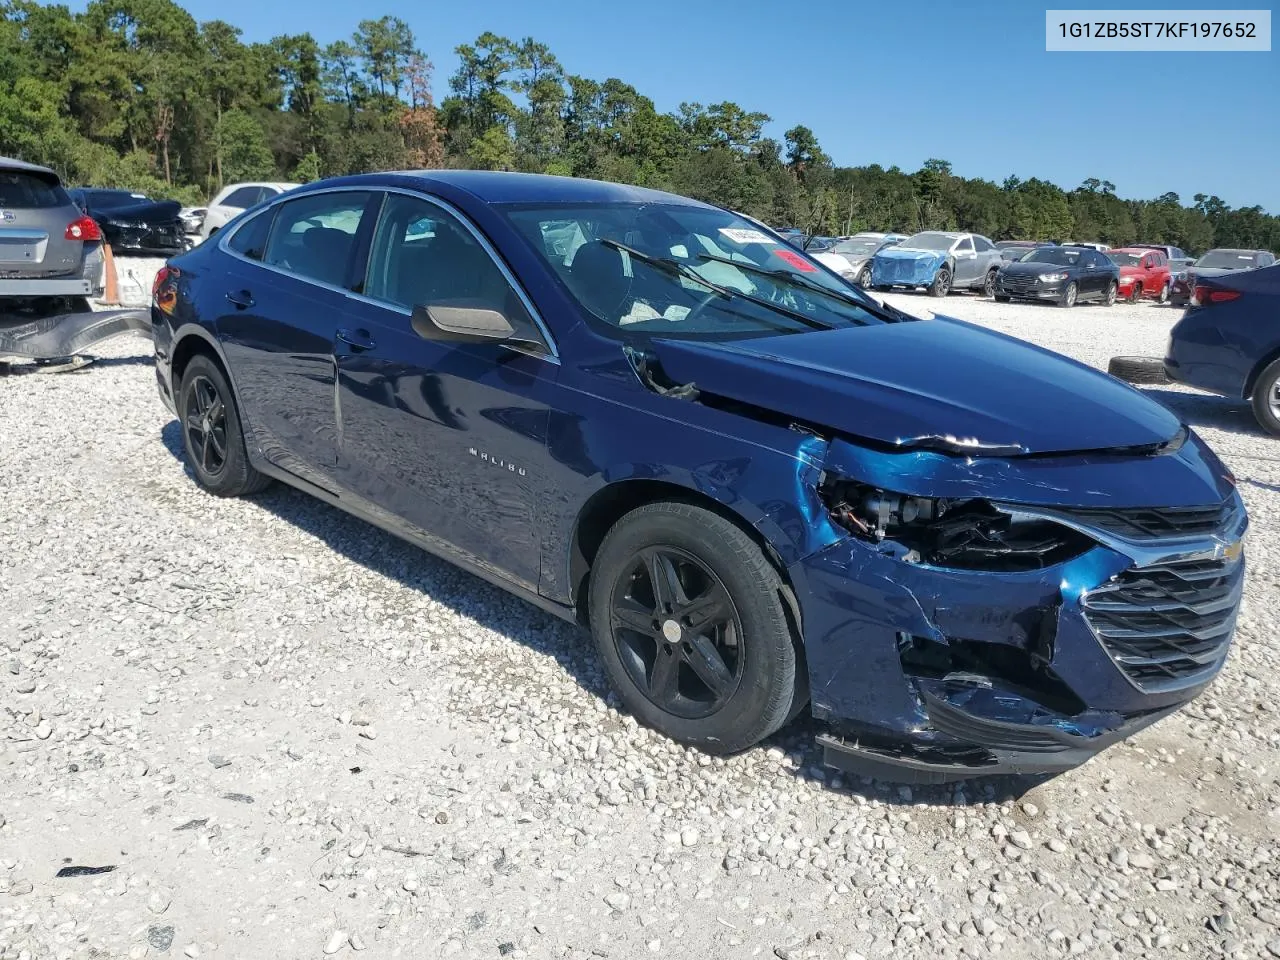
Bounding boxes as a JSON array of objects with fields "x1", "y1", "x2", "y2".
[{"x1": 198, "y1": 182, "x2": 300, "y2": 241}]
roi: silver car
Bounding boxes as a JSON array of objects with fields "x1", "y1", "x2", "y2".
[
  {"x1": 813, "y1": 232, "x2": 908, "y2": 286},
  {"x1": 0, "y1": 157, "x2": 104, "y2": 303}
]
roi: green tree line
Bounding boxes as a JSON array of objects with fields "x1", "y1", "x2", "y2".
[{"x1": 2, "y1": 0, "x2": 1276, "y2": 253}]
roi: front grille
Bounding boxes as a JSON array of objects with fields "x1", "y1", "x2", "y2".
[
  {"x1": 999, "y1": 274, "x2": 1039, "y2": 292},
  {"x1": 1083, "y1": 555, "x2": 1243, "y2": 691},
  {"x1": 1066, "y1": 499, "x2": 1235, "y2": 541}
]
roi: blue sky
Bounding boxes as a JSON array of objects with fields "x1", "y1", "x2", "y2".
[{"x1": 87, "y1": 0, "x2": 1280, "y2": 211}]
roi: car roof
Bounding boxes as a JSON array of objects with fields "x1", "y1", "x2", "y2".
[
  {"x1": 0, "y1": 155, "x2": 61, "y2": 185},
  {"x1": 323, "y1": 170, "x2": 720, "y2": 209},
  {"x1": 1109, "y1": 247, "x2": 1155, "y2": 255}
]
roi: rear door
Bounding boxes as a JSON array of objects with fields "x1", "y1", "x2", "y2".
[
  {"x1": 0, "y1": 167, "x2": 81, "y2": 279},
  {"x1": 213, "y1": 189, "x2": 379, "y2": 491}
]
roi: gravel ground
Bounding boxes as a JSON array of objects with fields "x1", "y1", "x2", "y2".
[{"x1": 2, "y1": 278, "x2": 1279, "y2": 960}]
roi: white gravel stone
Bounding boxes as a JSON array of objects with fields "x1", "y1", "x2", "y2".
[{"x1": 2, "y1": 279, "x2": 1278, "y2": 959}]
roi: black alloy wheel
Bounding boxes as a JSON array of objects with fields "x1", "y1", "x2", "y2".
[
  {"x1": 588, "y1": 501, "x2": 801, "y2": 754},
  {"x1": 178, "y1": 354, "x2": 272, "y2": 497},
  {"x1": 184, "y1": 374, "x2": 228, "y2": 477},
  {"x1": 609, "y1": 546, "x2": 744, "y2": 719}
]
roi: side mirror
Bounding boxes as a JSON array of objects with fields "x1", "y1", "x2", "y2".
[{"x1": 411, "y1": 302, "x2": 515, "y2": 343}]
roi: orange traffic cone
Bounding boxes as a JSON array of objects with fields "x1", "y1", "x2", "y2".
[{"x1": 100, "y1": 243, "x2": 120, "y2": 306}]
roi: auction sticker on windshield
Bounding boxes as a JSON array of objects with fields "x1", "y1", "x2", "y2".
[
  {"x1": 774, "y1": 248, "x2": 818, "y2": 272},
  {"x1": 718, "y1": 228, "x2": 775, "y2": 245}
]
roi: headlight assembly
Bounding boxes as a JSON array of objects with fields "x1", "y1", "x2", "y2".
[
  {"x1": 1039, "y1": 271, "x2": 1069, "y2": 283},
  {"x1": 820, "y1": 478, "x2": 1094, "y2": 571}
]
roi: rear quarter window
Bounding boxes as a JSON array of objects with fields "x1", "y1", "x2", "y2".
[{"x1": 0, "y1": 171, "x2": 70, "y2": 209}]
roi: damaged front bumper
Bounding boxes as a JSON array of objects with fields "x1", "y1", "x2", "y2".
[{"x1": 789, "y1": 439, "x2": 1247, "y2": 783}]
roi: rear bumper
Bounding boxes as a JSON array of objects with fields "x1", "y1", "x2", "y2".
[{"x1": 0, "y1": 277, "x2": 94, "y2": 297}]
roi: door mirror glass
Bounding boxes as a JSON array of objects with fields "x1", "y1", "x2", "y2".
[{"x1": 411, "y1": 302, "x2": 516, "y2": 343}]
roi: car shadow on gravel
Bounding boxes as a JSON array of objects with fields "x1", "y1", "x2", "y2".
[
  {"x1": 1137, "y1": 387, "x2": 1263, "y2": 435},
  {"x1": 159, "y1": 418, "x2": 1053, "y2": 809}
]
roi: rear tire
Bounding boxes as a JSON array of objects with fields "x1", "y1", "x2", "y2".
[
  {"x1": 1158, "y1": 281, "x2": 1170, "y2": 304},
  {"x1": 587, "y1": 502, "x2": 800, "y2": 755},
  {"x1": 982, "y1": 269, "x2": 998, "y2": 298},
  {"x1": 1102, "y1": 281, "x2": 1117, "y2": 307},
  {"x1": 928, "y1": 266, "x2": 952, "y2": 298},
  {"x1": 178, "y1": 354, "x2": 272, "y2": 497},
  {"x1": 1249, "y1": 358, "x2": 1280, "y2": 437}
]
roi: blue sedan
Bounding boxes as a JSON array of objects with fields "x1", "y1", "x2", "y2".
[
  {"x1": 150, "y1": 171, "x2": 1246, "y2": 783},
  {"x1": 1165, "y1": 262, "x2": 1280, "y2": 434}
]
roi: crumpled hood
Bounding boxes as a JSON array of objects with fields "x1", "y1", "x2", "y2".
[
  {"x1": 96, "y1": 199, "x2": 182, "y2": 224},
  {"x1": 649, "y1": 317, "x2": 1182, "y2": 456},
  {"x1": 874, "y1": 246, "x2": 948, "y2": 263}
]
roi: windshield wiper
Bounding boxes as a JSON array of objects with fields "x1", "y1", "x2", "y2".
[{"x1": 599, "y1": 239, "x2": 834, "y2": 331}]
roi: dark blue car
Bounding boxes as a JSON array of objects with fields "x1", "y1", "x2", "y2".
[
  {"x1": 150, "y1": 171, "x2": 1247, "y2": 783},
  {"x1": 1165, "y1": 262, "x2": 1280, "y2": 434}
]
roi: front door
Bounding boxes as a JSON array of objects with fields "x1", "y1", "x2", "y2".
[
  {"x1": 214, "y1": 189, "x2": 378, "y2": 491},
  {"x1": 333, "y1": 191, "x2": 559, "y2": 592}
]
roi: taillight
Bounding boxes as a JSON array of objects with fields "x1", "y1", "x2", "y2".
[
  {"x1": 65, "y1": 215, "x2": 102, "y2": 241},
  {"x1": 153, "y1": 265, "x2": 180, "y2": 313},
  {"x1": 1192, "y1": 285, "x2": 1241, "y2": 305}
]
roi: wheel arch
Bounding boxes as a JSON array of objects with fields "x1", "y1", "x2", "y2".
[
  {"x1": 1243, "y1": 345, "x2": 1280, "y2": 400},
  {"x1": 567, "y1": 478, "x2": 802, "y2": 629},
  {"x1": 169, "y1": 326, "x2": 229, "y2": 397}
]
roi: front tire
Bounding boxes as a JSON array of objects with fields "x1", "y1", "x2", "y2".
[
  {"x1": 857, "y1": 266, "x2": 872, "y2": 288},
  {"x1": 1128, "y1": 281, "x2": 1142, "y2": 303},
  {"x1": 1250, "y1": 358, "x2": 1280, "y2": 437},
  {"x1": 587, "y1": 502, "x2": 800, "y2": 754},
  {"x1": 1059, "y1": 281, "x2": 1077, "y2": 308},
  {"x1": 928, "y1": 266, "x2": 952, "y2": 297},
  {"x1": 178, "y1": 355, "x2": 272, "y2": 497}
]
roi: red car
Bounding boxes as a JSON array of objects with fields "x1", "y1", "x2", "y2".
[{"x1": 1108, "y1": 247, "x2": 1171, "y2": 303}]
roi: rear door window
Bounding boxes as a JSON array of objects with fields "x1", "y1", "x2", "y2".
[
  {"x1": 227, "y1": 208, "x2": 276, "y2": 261},
  {"x1": 262, "y1": 191, "x2": 373, "y2": 287},
  {"x1": 0, "y1": 171, "x2": 69, "y2": 209}
]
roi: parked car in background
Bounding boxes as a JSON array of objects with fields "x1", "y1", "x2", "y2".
[
  {"x1": 1169, "y1": 249, "x2": 1275, "y2": 306},
  {"x1": 1062, "y1": 241, "x2": 1110, "y2": 252},
  {"x1": 870, "y1": 230, "x2": 1004, "y2": 297},
  {"x1": 150, "y1": 169, "x2": 1246, "y2": 782},
  {"x1": 811, "y1": 232, "x2": 907, "y2": 286},
  {"x1": 1131, "y1": 243, "x2": 1191, "y2": 265},
  {"x1": 994, "y1": 244, "x2": 1120, "y2": 307},
  {"x1": 198, "y1": 181, "x2": 300, "y2": 240},
  {"x1": 1107, "y1": 247, "x2": 1172, "y2": 302},
  {"x1": 68, "y1": 188, "x2": 189, "y2": 256},
  {"x1": 179, "y1": 205, "x2": 207, "y2": 237},
  {"x1": 0, "y1": 156, "x2": 104, "y2": 305},
  {"x1": 995, "y1": 240, "x2": 1042, "y2": 262},
  {"x1": 1165, "y1": 263, "x2": 1280, "y2": 433}
]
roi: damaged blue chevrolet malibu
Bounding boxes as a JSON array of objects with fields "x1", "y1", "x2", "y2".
[{"x1": 150, "y1": 171, "x2": 1248, "y2": 783}]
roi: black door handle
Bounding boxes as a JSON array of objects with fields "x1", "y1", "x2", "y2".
[
  {"x1": 336, "y1": 328, "x2": 376, "y2": 351},
  {"x1": 225, "y1": 289, "x2": 254, "y2": 309}
]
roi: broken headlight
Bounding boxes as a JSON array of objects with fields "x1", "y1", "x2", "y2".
[{"x1": 822, "y1": 479, "x2": 1094, "y2": 571}]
